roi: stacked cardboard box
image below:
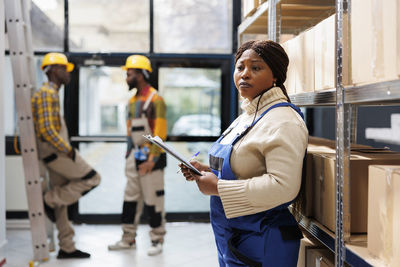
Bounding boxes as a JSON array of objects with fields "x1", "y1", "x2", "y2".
[
  {"x1": 282, "y1": 27, "x2": 315, "y2": 94},
  {"x1": 314, "y1": 15, "x2": 336, "y2": 91},
  {"x1": 282, "y1": 0, "x2": 400, "y2": 94},
  {"x1": 299, "y1": 138, "x2": 336, "y2": 217},
  {"x1": 368, "y1": 165, "x2": 400, "y2": 266},
  {"x1": 352, "y1": 0, "x2": 400, "y2": 85},
  {"x1": 297, "y1": 29, "x2": 315, "y2": 93},
  {"x1": 301, "y1": 137, "x2": 400, "y2": 233},
  {"x1": 299, "y1": 137, "x2": 369, "y2": 217},
  {"x1": 282, "y1": 39, "x2": 297, "y2": 95},
  {"x1": 312, "y1": 150, "x2": 400, "y2": 233},
  {"x1": 283, "y1": 14, "x2": 350, "y2": 94}
]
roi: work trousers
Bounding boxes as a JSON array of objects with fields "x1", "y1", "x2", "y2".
[
  {"x1": 37, "y1": 119, "x2": 101, "y2": 252},
  {"x1": 121, "y1": 150, "x2": 166, "y2": 243}
]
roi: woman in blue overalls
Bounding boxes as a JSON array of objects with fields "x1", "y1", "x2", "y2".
[{"x1": 180, "y1": 40, "x2": 308, "y2": 266}]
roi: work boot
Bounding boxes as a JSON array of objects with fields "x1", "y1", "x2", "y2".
[
  {"x1": 57, "y1": 249, "x2": 90, "y2": 259},
  {"x1": 147, "y1": 240, "x2": 162, "y2": 256},
  {"x1": 108, "y1": 239, "x2": 136, "y2": 250}
]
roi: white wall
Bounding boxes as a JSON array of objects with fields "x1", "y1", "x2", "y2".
[
  {"x1": 1, "y1": 0, "x2": 8, "y2": 263},
  {"x1": 5, "y1": 157, "x2": 28, "y2": 210}
]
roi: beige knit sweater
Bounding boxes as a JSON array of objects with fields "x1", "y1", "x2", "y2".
[{"x1": 217, "y1": 87, "x2": 308, "y2": 219}]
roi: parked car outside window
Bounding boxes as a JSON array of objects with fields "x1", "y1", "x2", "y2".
[{"x1": 171, "y1": 114, "x2": 221, "y2": 136}]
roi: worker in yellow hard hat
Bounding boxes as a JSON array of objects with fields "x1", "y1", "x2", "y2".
[
  {"x1": 108, "y1": 55, "x2": 167, "y2": 256},
  {"x1": 41, "y1": 52, "x2": 75, "y2": 73},
  {"x1": 121, "y1": 55, "x2": 153, "y2": 90},
  {"x1": 121, "y1": 54, "x2": 153, "y2": 72},
  {"x1": 32, "y1": 52, "x2": 101, "y2": 259}
]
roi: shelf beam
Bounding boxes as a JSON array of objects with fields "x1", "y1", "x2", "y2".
[
  {"x1": 345, "y1": 79, "x2": 400, "y2": 104},
  {"x1": 290, "y1": 80, "x2": 400, "y2": 107},
  {"x1": 280, "y1": 0, "x2": 335, "y2": 6},
  {"x1": 290, "y1": 89, "x2": 336, "y2": 106},
  {"x1": 299, "y1": 216, "x2": 374, "y2": 267}
]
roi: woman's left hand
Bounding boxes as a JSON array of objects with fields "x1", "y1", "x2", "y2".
[{"x1": 195, "y1": 171, "x2": 219, "y2": 196}]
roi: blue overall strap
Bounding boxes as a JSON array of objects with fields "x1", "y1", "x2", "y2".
[
  {"x1": 215, "y1": 118, "x2": 240, "y2": 143},
  {"x1": 232, "y1": 102, "x2": 303, "y2": 146}
]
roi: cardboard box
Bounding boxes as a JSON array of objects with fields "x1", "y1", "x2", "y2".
[
  {"x1": 313, "y1": 151, "x2": 400, "y2": 233},
  {"x1": 351, "y1": 0, "x2": 400, "y2": 85},
  {"x1": 300, "y1": 144, "x2": 335, "y2": 217},
  {"x1": 368, "y1": 165, "x2": 400, "y2": 266},
  {"x1": 308, "y1": 136, "x2": 373, "y2": 151},
  {"x1": 282, "y1": 38, "x2": 297, "y2": 95},
  {"x1": 314, "y1": 15, "x2": 335, "y2": 91},
  {"x1": 295, "y1": 29, "x2": 315, "y2": 93},
  {"x1": 298, "y1": 137, "x2": 371, "y2": 217},
  {"x1": 306, "y1": 248, "x2": 334, "y2": 267},
  {"x1": 282, "y1": 29, "x2": 314, "y2": 95},
  {"x1": 313, "y1": 14, "x2": 351, "y2": 91},
  {"x1": 297, "y1": 236, "x2": 321, "y2": 267}
]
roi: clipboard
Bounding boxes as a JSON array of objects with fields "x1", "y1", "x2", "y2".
[{"x1": 143, "y1": 135, "x2": 202, "y2": 176}]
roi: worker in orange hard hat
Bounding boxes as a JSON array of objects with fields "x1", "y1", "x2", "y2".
[
  {"x1": 108, "y1": 55, "x2": 167, "y2": 256},
  {"x1": 32, "y1": 52, "x2": 101, "y2": 259}
]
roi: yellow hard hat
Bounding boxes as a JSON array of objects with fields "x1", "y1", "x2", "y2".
[
  {"x1": 122, "y1": 55, "x2": 152, "y2": 72},
  {"x1": 41, "y1": 52, "x2": 74, "y2": 72}
]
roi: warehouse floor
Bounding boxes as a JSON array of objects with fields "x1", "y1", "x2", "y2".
[{"x1": 5, "y1": 221, "x2": 218, "y2": 267}]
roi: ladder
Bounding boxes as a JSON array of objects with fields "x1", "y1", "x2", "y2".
[{"x1": 5, "y1": 0, "x2": 49, "y2": 261}]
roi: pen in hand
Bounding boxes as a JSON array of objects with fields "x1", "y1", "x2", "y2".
[{"x1": 177, "y1": 151, "x2": 200, "y2": 174}]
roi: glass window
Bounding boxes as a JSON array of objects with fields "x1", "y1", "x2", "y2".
[
  {"x1": 79, "y1": 66, "x2": 130, "y2": 136},
  {"x1": 164, "y1": 141, "x2": 211, "y2": 212},
  {"x1": 159, "y1": 67, "x2": 221, "y2": 136},
  {"x1": 154, "y1": 0, "x2": 232, "y2": 54},
  {"x1": 31, "y1": 0, "x2": 64, "y2": 51},
  {"x1": 4, "y1": 56, "x2": 47, "y2": 136},
  {"x1": 69, "y1": 0, "x2": 149, "y2": 52},
  {"x1": 5, "y1": 0, "x2": 64, "y2": 51},
  {"x1": 78, "y1": 141, "x2": 211, "y2": 214},
  {"x1": 78, "y1": 142, "x2": 126, "y2": 214}
]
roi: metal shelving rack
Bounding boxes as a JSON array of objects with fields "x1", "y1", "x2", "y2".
[{"x1": 238, "y1": 0, "x2": 400, "y2": 266}]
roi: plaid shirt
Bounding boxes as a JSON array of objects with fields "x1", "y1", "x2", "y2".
[{"x1": 31, "y1": 82, "x2": 71, "y2": 153}]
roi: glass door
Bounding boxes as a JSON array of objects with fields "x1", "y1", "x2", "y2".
[
  {"x1": 77, "y1": 66, "x2": 129, "y2": 214},
  {"x1": 66, "y1": 55, "x2": 234, "y2": 223}
]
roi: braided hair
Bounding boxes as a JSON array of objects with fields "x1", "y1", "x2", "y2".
[{"x1": 235, "y1": 40, "x2": 291, "y2": 103}]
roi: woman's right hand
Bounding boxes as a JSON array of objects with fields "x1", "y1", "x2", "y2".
[
  {"x1": 179, "y1": 160, "x2": 211, "y2": 181},
  {"x1": 190, "y1": 160, "x2": 211, "y2": 172}
]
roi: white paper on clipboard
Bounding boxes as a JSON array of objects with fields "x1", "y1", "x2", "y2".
[{"x1": 143, "y1": 135, "x2": 202, "y2": 176}]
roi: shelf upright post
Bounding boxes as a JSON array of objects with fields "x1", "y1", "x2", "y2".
[
  {"x1": 345, "y1": 1, "x2": 356, "y2": 145},
  {"x1": 268, "y1": 0, "x2": 277, "y2": 42},
  {"x1": 275, "y1": 0, "x2": 282, "y2": 43},
  {"x1": 335, "y1": 0, "x2": 351, "y2": 266}
]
